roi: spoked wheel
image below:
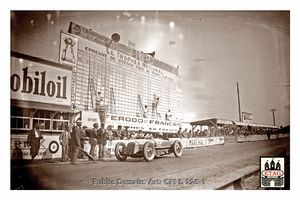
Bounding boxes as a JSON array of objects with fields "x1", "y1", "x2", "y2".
[
  {"x1": 115, "y1": 142, "x2": 128, "y2": 161},
  {"x1": 143, "y1": 141, "x2": 155, "y2": 162},
  {"x1": 173, "y1": 140, "x2": 183, "y2": 157}
]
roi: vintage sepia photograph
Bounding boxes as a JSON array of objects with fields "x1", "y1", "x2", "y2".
[{"x1": 7, "y1": 1, "x2": 297, "y2": 196}]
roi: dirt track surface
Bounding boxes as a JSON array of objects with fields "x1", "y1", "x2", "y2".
[{"x1": 11, "y1": 138, "x2": 290, "y2": 190}]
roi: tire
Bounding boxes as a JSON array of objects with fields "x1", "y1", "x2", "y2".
[
  {"x1": 173, "y1": 140, "x2": 183, "y2": 157},
  {"x1": 115, "y1": 142, "x2": 128, "y2": 161},
  {"x1": 143, "y1": 141, "x2": 155, "y2": 162},
  {"x1": 49, "y1": 141, "x2": 59, "y2": 154}
]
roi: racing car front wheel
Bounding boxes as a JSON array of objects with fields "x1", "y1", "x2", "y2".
[
  {"x1": 115, "y1": 142, "x2": 128, "y2": 161},
  {"x1": 143, "y1": 141, "x2": 155, "y2": 162},
  {"x1": 173, "y1": 140, "x2": 183, "y2": 157}
]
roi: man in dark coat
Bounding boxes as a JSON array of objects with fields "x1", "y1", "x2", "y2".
[
  {"x1": 89, "y1": 123, "x2": 99, "y2": 160},
  {"x1": 59, "y1": 124, "x2": 71, "y2": 162},
  {"x1": 97, "y1": 123, "x2": 107, "y2": 161},
  {"x1": 70, "y1": 121, "x2": 81, "y2": 165},
  {"x1": 27, "y1": 123, "x2": 43, "y2": 164}
]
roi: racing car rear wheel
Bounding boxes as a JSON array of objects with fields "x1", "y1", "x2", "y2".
[
  {"x1": 115, "y1": 142, "x2": 128, "y2": 161},
  {"x1": 143, "y1": 141, "x2": 155, "y2": 162},
  {"x1": 173, "y1": 140, "x2": 183, "y2": 157}
]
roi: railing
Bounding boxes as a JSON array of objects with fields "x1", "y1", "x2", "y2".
[{"x1": 191, "y1": 165, "x2": 260, "y2": 190}]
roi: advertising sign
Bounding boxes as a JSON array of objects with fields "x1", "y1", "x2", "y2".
[
  {"x1": 10, "y1": 57, "x2": 72, "y2": 106},
  {"x1": 68, "y1": 22, "x2": 178, "y2": 75},
  {"x1": 81, "y1": 110, "x2": 181, "y2": 133},
  {"x1": 79, "y1": 39, "x2": 177, "y2": 82},
  {"x1": 242, "y1": 112, "x2": 253, "y2": 123},
  {"x1": 59, "y1": 31, "x2": 79, "y2": 67},
  {"x1": 10, "y1": 135, "x2": 61, "y2": 160}
]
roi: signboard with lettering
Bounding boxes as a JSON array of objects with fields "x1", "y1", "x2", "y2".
[
  {"x1": 10, "y1": 56, "x2": 72, "y2": 106},
  {"x1": 68, "y1": 22, "x2": 178, "y2": 75},
  {"x1": 81, "y1": 110, "x2": 181, "y2": 133},
  {"x1": 79, "y1": 39, "x2": 177, "y2": 82},
  {"x1": 242, "y1": 112, "x2": 253, "y2": 123}
]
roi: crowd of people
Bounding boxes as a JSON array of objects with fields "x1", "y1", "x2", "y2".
[
  {"x1": 58, "y1": 122, "x2": 159, "y2": 165},
  {"x1": 27, "y1": 120, "x2": 279, "y2": 165},
  {"x1": 176, "y1": 126, "x2": 280, "y2": 138}
]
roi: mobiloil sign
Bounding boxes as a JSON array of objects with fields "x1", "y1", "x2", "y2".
[{"x1": 10, "y1": 55, "x2": 72, "y2": 105}]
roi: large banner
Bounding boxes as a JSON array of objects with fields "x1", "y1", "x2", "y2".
[
  {"x1": 79, "y1": 38, "x2": 177, "y2": 82},
  {"x1": 68, "y1": 22, "x2": 178, "y2": 75},
  {"x1": 173, "y1": 137, "x2": 224, "y2": 148},
  {"x1": 10, "y1": 56, "x2": 72, "y2": 106},
  {"x1": 81, "y1": 110, "x2": 181, "y2": 133}
]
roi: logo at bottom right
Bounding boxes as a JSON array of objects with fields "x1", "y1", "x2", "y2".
[{"x1": 260, "y1": 156, "x2": 285, "y2": 188}]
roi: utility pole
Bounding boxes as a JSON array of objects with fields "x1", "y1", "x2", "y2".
[
  {"x1": 270, "y1": 109, "x2": 276, "y2": 125},
  {"x1": 236, "y1": 82, "x2": 241, "y2": 122}
]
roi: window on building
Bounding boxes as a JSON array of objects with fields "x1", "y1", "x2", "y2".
[{"x1": 11, "y1": 107, "x2": 70, "y2": 132}]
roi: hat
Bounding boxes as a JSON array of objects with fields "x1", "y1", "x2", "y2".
[
  {"x1": 93, "y1": 123, "x2": 99, "y2": 127},
  {"x1": 179, "y1": 127, "x2": 182, "y2": 129},
  {"x1": 82, "y1": 125, "x2": 88, "y2": 129}
]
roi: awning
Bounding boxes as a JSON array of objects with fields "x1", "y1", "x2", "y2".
[
  {"x1": 190, "y1": 118, "x2": 279, "y2": 129},
  {"x1": 11, "y1": 99, "x2": 73, "y2": 113}
]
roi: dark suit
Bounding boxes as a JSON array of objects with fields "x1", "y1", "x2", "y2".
[
  {"x1": 70, "y1": 126, "x2": 81, "y2": 164},
  {"x1": 59, "y1": 130, "x2": 70, "y2": 161},
  {"x1": 27, "y1": 128, "x2": 43, "y2": 156},
  {"x1": 89, "y1": 127, "x2": 98, "y2": 158},
  {"x1": 97, "y1": 128, "x2": 107, "y2": 160}
]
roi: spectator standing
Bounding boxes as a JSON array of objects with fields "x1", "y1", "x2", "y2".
[
  {"x1": 187, "y1": 130, "x2": 193, "y2": 138},
  {"x1": 59, "y1": 124, "x2": 71, "y2": 162},
  {"x1": 267, "y1": 129, "x2": 271, "y2": 140},
  {"x1": 114, "y1": 125, "x2": 122, "y2": 140},
  {"x1": 182, "y1": 128, "x2": 188, "y2": 138},
  {"x1": 177, "y1": 127, "x2": 183, "y2": 139},
  {"x1": 78, "y1": 125, "x2": 87, "y2": 158},
  {"x1": 206, "y1": 128, "x2": 211, "y2": 137},
  {"x1": 70, "y1": 121, "x2": 81, "y2": 165},
  {"x1": 194, "y1": 129, "x2": 200, "y2": 137},
  {"x1": 97, "y1": 123, "x2": 107, "y2": 161},
  {"x1": 121, "y1": 126, "x2": 129, "y2": 139},
  {"x1": 89, "y1": 123, "x2": 99, "y2": 160},
  {"x1": 136, "y1": 130, "x2": 143, "y2": 139},
  {"x1": 106, "y1": 125, "x2": 114, "y2": 141},
  {"x1": 130, "y1": 132, "x2": 136, "y2": 139},
  {"x1": 27, "y1": 123, "x2": 44, "y2": 164}
]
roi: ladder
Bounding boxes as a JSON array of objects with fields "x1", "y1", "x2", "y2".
[
  {"x1": 110, "y1": 87, "x2": 116, "y2": 114},
  {"x1": 89, "y1": 78, "x2": 97, "y2": 109},
  {"x1": 152, "y1": 94, "x2": 156, "y2": 117},
  {"x1": 137, "y1": 95, "x2": 144, "y2": 117}
]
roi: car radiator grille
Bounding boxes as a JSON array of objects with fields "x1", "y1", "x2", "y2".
[{"x1": 127, "y1": 142, "x2": 135, "y2": 154}]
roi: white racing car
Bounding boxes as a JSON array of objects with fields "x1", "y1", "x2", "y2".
[{"x1": 114, "y1": 134, "x2": 183, "y2": 162}]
